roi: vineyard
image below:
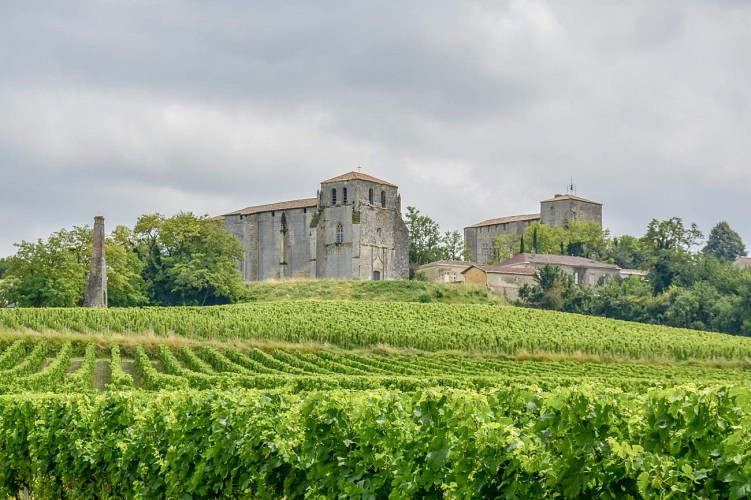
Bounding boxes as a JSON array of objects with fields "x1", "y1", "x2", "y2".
[
  {"x1": 3, "y1": 301, "x2": 751, "y2": 359},
  {"x1": 2, "y1": 301, "x2": 751, "y2": 497},
  {"x1": 3, "y1": 339, "x2": 751, "y2": 395}
]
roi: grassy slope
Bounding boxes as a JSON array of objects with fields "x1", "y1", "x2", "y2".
[{"x1": 240, "y1": 279, "x2": 504, "y2": 304}]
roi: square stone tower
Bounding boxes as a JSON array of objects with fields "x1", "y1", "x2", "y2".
[
  {"x1": 311, "y1": 172, "x2": 409, "y2": 280},
  {"x1": 540, "y1": 194, "x2": 602, "y2": 228}
]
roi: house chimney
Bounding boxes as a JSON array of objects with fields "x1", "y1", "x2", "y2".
[{"x1": 84, "y1": 216, "x2": 107, "y2": 308}]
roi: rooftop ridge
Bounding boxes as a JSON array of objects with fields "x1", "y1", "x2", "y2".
[
  {"x1": 541, "y1": 194, "x2": 602, "y2": 205},
  {"x1": 466, "y1": 213, "x2": 541, "y2": 229},
  {"x1": 222, "y1": 197, "x2": 318, "y2": 217},
  {"x1": 320, "y1": 171, "x2": 398, "y2": 188}
]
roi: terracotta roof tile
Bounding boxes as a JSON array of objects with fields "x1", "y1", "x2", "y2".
[
  {"x1": 461, "y1": 264, "x2": 537, "y2": 275},
  {"x1": 466, "y1": 213, "x2": 540, "y2": 229},
  {"x1": 222, "y1": 198, "x2": 318, "y2": 217},
  {"x1": 497, "y1": 253, "x2": 619, "y2": 270},
  {"x1": 418, "y1": 260, "x2": 475, "y2": 269},
  {"x1": 320, "y1": 171, "x2": 398, "y2": 187}
]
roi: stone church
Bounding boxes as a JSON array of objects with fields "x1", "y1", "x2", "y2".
[
  {"x1": 464, "y1": 193, "x2": 603, "y2": 264},
  {"x1": 220, "y1": 171, "x2": 410, "y2": 281}
]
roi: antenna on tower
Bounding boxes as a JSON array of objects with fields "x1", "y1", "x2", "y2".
[{"x1": 567, "y1": 177, "x2": 576, "y2": 195}]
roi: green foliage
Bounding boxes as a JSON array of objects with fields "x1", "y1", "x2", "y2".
[
  {"x1": 518, "y1": 265, "x2": 577, "y2": 311},
  {"x1": 405, "y1": 206, "x2": 444, "y2": 266},
  {"x1": 523, "y1": 221, "x2": 568, "y2": 255},
  {"x1": 240, "y1": 279, "x2": 501, "y2": 304},
  {"x1": 493, "y1": 233, "x2": 522, "y2": 262},
  {"x1": 106, "y1": 226, "x2": 149, "y2": 307},
  {"x1": 107, "y1": 344, "x2": 134, "y2": 390},
  {"x1": 606, "y1": 234, "x2": 647, "y2": 269},
  {"x1": 703, "y1": 221, "x2": 747, "y2": 262},
  {"x1": 1, "y1": 385, "x2": 751, "y2": 498},
  {"x1": 5, "y1": 301, "x2": 751, "y2": 359},
  {"x1": 413, "y1": 270, "x2": 430, "y2": 282},
  {"x1": 134, "y1": 212, "x2": 244, "y2": 306},
  {"x1": 0, "y1": 257, "x2": 8, "y2": 279},
  {"x1": 0, "y1": 227, "x2": 91, "y2": 307},
  {"x1": 566, "y1": 220, "x2": 610, "y2": 259},
  {"x1": 642, "y1": 217, "x2": 703, "y2": 252},
  {"x1": 441, "y1": 230, "x2": 468, "y2": 261},
  {"x1": 405, "y1": 207, "x2": 468, "y2": 266}
]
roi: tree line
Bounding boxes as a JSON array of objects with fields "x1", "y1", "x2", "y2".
[
  {"x1": 0, "y1": 213, "x2": 243, "y2": 307},
  {"x1": 515, "y1": 219, "x2": 751, "y2": 336}
]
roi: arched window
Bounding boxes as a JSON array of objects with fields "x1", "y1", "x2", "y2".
[
  {"x1": 335, "y1": 223, "x2": 343, "y2": 244},
  {"x1": 332, "y1": 188, "x2": 337, "y2": 205},
  {"x1": 343, "y1": 187, "x2": 348, "y2": 204},
  {"x1": 380, "y1": 190, "x2": 386, "y2": 208},
  {"x1": 368, "y1": 188, "x2": 374, "y2": 204}
]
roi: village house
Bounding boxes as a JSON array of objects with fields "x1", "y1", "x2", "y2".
[
  {"x1": 496, "y1": 253, "x2": 620, "y2": 286},
  {"x1": 417, "y1": 260, "x2": 475, "y2": 283},
  {"x1": 461, "y1": 265, "x2": 538, "y2": 300}
]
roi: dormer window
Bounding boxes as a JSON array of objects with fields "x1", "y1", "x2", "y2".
[
  {"x1": 380, "y1": 190, "x2": 386, "y2": 207},
  {"x1": 332, "y1": 188, "x2": 337, "y2": 205},
  {"x1": 369, "y1": 188, "x2": 374, "y2": 204},
  {"x1": 343, "y1": 187, "x2": 348, "y2": 204}
]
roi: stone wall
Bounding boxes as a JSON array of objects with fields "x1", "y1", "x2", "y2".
[
  {"x1": 224, "y1": 206, "x2": 313, "y2": 281},
  {"x1": 464, "y1": 219, "x2": 537, "y2": 264}
]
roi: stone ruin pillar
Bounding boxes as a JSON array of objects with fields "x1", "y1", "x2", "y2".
[{"x1": 84, "y1": 216, "x2": 108, "y2": 307}]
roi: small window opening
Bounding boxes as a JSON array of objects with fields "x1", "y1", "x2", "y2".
[
  {"x1": 335, "y1": 223, "x2": 343, "y2": 244},
  {"x1": 332, "y1": 188, "x2": 337, "y2": 205},
  {"x1": 343, "y1": 187, "x2": 348, "y2": 204},
  {"x1": 369, "y1": 188, "x2": 374, "y2": 204},
  {"x1": 380, "y1": 190, "x2": 386, "y2": 207}
]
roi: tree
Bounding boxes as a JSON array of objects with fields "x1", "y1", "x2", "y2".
[
  {"x1": 523, "y1": 222, "x2": 568, "y2": 255},
  {"x1": 0, "y1": 227, "x2": 91, "y2": 307},
  {"x1": 642, "y1": 217, "x2": 703, "y2": 252},
  {"x1": 0, "y1": 257, "x2": 8, "y2": 279},
  {"x1": 106, "y1": 226, "x2": 149, "y2": 307},
  {"x1": 492, "y1": 233, "x2": 522, "y2": 262},
  {"x1": 703, "y1": 221, "x2": 747, "y2": 262},
  {"x1": 441, "y1": 230, "x2": 468, "y2": 261},
  {"x1": 404, "y1": 206, "x2": 444, "y2": 266},
  {"x1": 606, "y1": 235, "x2": 647, "y2": 270},
  {"x1": 133, "y1": 212, "x2": 244, "y2": 306},
  {"x1": 518, "y1": 265, "x2": 577, "y2": 311},
  {"x1": 566, "y1": 221, "x2": 610, "y2": 259}
]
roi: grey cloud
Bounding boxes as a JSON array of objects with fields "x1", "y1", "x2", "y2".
[{"x1": 1, "y1": 0, "x2": 751, "y2": 257}]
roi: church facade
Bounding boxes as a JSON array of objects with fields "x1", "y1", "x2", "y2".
[{"x1": 221, "y1": 172, "x2": 410, "y2": 281}]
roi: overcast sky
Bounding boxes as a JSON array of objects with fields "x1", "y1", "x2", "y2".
[{"x1": 1, "y1": 1, "x2": 750, "y2": 257}]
